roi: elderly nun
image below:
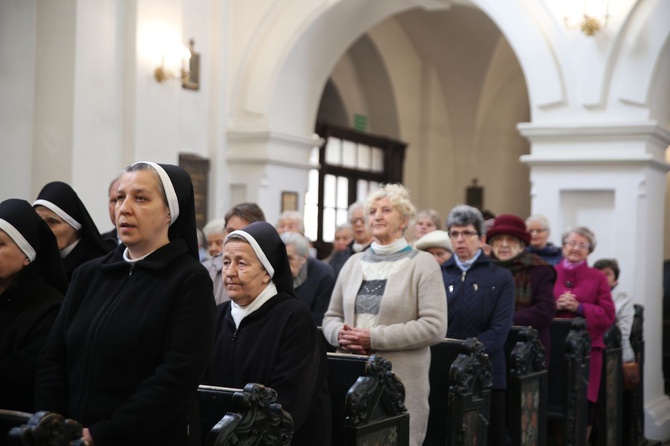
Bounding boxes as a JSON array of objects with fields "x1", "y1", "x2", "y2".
[{"x1": 208, "y1": 221, "x2": 331, "y2": 446}]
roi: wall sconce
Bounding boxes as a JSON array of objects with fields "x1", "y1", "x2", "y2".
[
  {"x1": 563, "y1": 0, "x2": 609, "y2": 36},
  {"x1": 182, "y1": 39, "x2": 200, "y2": 91},
  {"x1": 154, "y1": 43, "x2": 191, "y2": 84}
]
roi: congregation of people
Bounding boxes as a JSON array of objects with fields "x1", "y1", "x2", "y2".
[{"x1": 1, "y1": 169, "x2": 633, "y2": 445}]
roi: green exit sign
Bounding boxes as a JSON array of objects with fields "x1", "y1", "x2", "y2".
[{"x1": 354, "y1": 114, "x2": 368, "y2": 132}]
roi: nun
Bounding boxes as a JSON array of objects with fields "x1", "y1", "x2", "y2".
[
  {"x1": 207, "y1": 221, "x2": 331, "y2": 446},
  {"x1": 35, "y1": 162, "x2": 216, "y2": 446},
  {"x1": 33, "y1": 181, "x2": 110, "y2": 283},
  {"x1": 0, "y1": 199, "x2": 67, "y2": 413}
]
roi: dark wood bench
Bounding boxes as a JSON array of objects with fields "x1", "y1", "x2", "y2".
[
  {"x1": 547, "y1": 317, "x2": 591, "y2": 446},
  {"x1": 197, "y1": 383, "x2": 293, "y2": 446},
  {"x1": 327, "y1": 352, "x2": 409, "y2": 446},
  {"x1": 621, "y1": 304, "x2": 661, "y2": 446},
  {"x1": 592, "y1": 323, "x2": 623, "y2": 446},
  {"x1": 0, "y1": 410, "x2": 84, "y2": 446},
  {"x1": 344, "y1": 354, "x2": 409, "y2": 445},
  {"x1": 327, "y1": 352, "x2": 369, "y2": 445},
  {"x1": 424, "y1": 337, "x2": 492, "y2": 446},
  {"x1": 505, "y1": 325, "x2": 548, "y2": 446}
]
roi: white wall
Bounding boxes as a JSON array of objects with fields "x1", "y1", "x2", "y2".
[{"x1": 0, "y1": 0, "x2": 36, "y2": 201}]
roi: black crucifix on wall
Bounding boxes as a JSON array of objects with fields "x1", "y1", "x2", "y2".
[{"x1": 466, "y1": 178, "x2": 483, "y2": 209}]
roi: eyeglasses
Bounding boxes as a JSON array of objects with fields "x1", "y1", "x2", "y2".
[
  {"x1": 491, "y1": 236, "x2": 520, "y2": 247},
  {"x1": 565, "y1": 241, "x2": 590, "y2": 250},
  {"x1": 528, "y1": 228, "x2": 547, "y2": 234},
  {"x1": 349, "y1": 217, "x2": 365, "y2": 225},
  {"x1": 448, "y1": 230, "x2": 479, "y2": 240}
]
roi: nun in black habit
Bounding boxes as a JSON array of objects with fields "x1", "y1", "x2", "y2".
[
  {"x1": 35, "y1": 162, "x2": 216, "y2": 446},
  {"x1": 207, "y1": 221, "x2": 332, "y2": 446},
  {"x1": 0, "y1": 199, "x2": 67, "y2": 413},
  {"x1": 33, "y1": 181, "x2": 110, "y2": 283}
]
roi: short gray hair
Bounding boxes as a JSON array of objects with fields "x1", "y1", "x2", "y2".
[
  {"x1": 276, "y1": 211, "x2": 305, "y2": 234},
  {"x1": 347, "y1": 202, "x2": 366, "y2": 221},
  {"x1": 446, "y1": 205, "x2": 485, "y2": 236},
  {"x1": 336, "y1": 222, "x2": 353, "y2": 233},
  {"x1": 562, "y1": 226, "x2": 597, "y2": 253},
  {"x1": 280, "y1": 231, "x2": 310, "y2": 258},
  {"x1": 416, "y1": 209, "x2": 443, "y2": 230},
  {"x1": 526, "y1": 214, "x2": 550, "y2": 232},
  {"x1": 203, "y1": 218, "x2": 226, "y2": 238}
]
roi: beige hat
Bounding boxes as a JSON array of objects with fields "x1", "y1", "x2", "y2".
[{"x1": 415, "y1": 230, "x2": 453, "y2": 252}]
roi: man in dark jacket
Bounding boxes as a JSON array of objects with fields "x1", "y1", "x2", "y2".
[
  {"x1": 441, "y1": 205, "x2": 514, "y2": 446},
  {"x1": 328, "y1": 202, "x2": 372, "y2": 277}
]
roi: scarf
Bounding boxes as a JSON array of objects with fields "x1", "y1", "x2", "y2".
[
  {"x1": 455, "y1": 249, "x2": 482, "y2": 272},
  {"x1": 370, "y1": 237, "x2": 409, "y2": 255},
  {"x1": 496, "y1": 251, "x2": 547, "y2": 308}
]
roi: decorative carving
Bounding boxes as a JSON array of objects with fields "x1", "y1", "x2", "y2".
[
  {"x1": 207, "y1": 383, "x2": 293, "y2": 446},
  {"x1": 450, "y1": 337, "x2": 493, "y2": 396},
  {"x1": 345, "y1": 354, "x2": 407, "y2": 427},
  {"x1": 603, "y1": 323, "x2": 622, "y2": 349},
  {"x1": 6, "y1": 411, "x2": 84, "y2": 446},
  {"x1": 562, "y1": 318, "x2": 591, "y2": 446},
  {"x1": 509, "y1": 326, "x2": 546, "y2": 376},
  {"x1": 629, "y1": 304, "x2": 643, "y2": 349}
]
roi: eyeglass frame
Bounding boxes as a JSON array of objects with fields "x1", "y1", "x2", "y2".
[
  {"x1": 490, "y1": 235, "x2": 521, "y2": 247},
  {"x1": 564, "y1": 240, "x2": 590, "y2": 251},
  {"x1": 448, "y1": 230, "x2": 479, "y2": 240}
]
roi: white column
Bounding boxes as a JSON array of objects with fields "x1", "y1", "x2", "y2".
[
  {"x1": 225, "y1": 130, "x2": 321, "y2": 224},
  {"x1": 520, "y1": 120, "x2": 670, "y2": 441},
  {"x1": 0, "y1": 0, "x2": 37, "y2": 201}
]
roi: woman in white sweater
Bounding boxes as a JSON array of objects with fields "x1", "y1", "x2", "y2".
[{"x1": 322, "y1": 184, "x2": 447, "y2": 446}]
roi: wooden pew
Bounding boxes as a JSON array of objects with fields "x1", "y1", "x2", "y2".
[
  {"x1": 327, "y1": 352, "x2": 369, "y2": 445},
  {"x1": 197, "y1": 383, "x2": 293, "y2": 446},
  {"x1": 0, "y1": 410, "x2": 84, "y2": 446},
  {"x1": 344, "y1": 354, "x2": 409, "y2": 445},
  {"x1": 592, "y1": 323, "x2": 623, "y2": 446},
  {"x1": 621, "y1": 304, "x2": 661, "y2": 446},
  {"x1": 505, "y1": 325, "x2": 548, "y2": 446},
  {"x1": 547, "y1": 317, "x2": 590, "y2": 446},
  {"x1": 327, "y1": 352, "x2": 409, "y2": 446},
  {"x1": 424, "y1": 337, "x2": 492, "y2": 446}
]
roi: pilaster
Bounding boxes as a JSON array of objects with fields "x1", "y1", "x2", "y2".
[{"x1": 520, "y1": 120, "x2": 670, "y2": 441}]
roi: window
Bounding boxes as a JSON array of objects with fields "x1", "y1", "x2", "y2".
[{"x1": 307, "y1": 124, "x2": 407, "y2": 257}]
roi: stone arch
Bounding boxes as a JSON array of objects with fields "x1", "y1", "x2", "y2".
[
  {"x1": 231, "y1": 0, "x2": 563, "y2": 136},
  {"x1": 611, "y1": 0, "x2": 670, "y2": 121}
]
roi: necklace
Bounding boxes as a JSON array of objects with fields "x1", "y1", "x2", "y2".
[{"x1": 360, "y1": 281, "x2": 385, "y2": 295}]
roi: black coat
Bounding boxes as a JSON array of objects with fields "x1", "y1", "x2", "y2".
[
  {"x1": 295, "y1": 257, "x2": 335, "y2": 325},
  {"x1": 62, "y1": 239, "x2": 109, "y2": 284},
  {"x1": 35, "y1": 240, "x2": 216, "y2": 446},
  {"x1": 0, "y1": 268, "x2": 63, "y2": 412},
  {"x1": 208, "y1": 293, "x2": 331, "y2": 446}
]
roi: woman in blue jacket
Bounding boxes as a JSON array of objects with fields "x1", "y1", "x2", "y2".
[{"x1": 441, "y1": 205, "x2": 514, "y2": 446}]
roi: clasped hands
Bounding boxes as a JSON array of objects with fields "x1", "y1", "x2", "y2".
[
  {"x1": 338, "y1": 324, "x2": 372, "y2": 355},
  {"x1": 556, "y1": 291, "x2": 579, "y2": 313}
]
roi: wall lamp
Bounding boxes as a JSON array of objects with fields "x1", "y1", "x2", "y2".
[
  {"x1": 154, "y1": 42, "x2": 191, "y2": 83},
  {"x1": 563, "y1": 0, "x2": 609, "y2": 36}
]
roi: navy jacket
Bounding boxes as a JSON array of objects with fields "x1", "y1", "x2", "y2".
[{"x1": 441, "y1": 253, "x2": 514, "y2": 389}]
